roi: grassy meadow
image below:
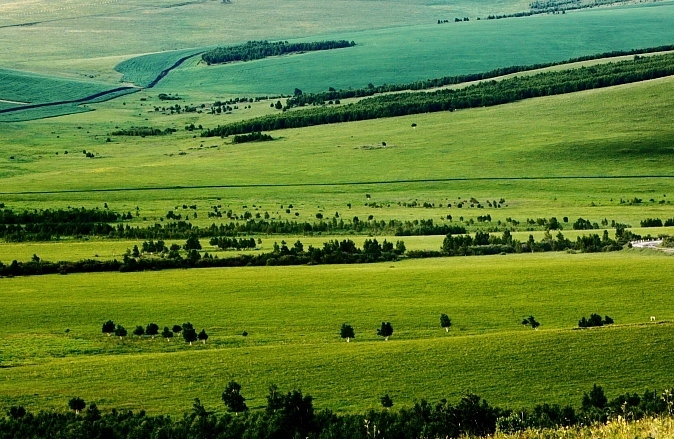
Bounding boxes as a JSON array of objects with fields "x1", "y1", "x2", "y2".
[
  {"x1": 0, "y1": 0, "x2": 532, "y2": 77},
  {"x1": 0, "y1": 251, "x2": 672, "y2": 414},
  {"x1": 0, "y1": 0, "x2": 673, "y2": 421},
  {"x1": 157, "y1": 3, "x2": 674, "y2": 95},
  {"x1": 1, "y1": 75, "x2": 674, "y2": 228}
]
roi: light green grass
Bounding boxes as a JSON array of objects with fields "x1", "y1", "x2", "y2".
[
  {"x1": 157, "y1": 3, "x2": 674, "y2": 95},
  {"x1": 0, "y1": 0, "x2": 531, "y2": 77},
  {"x1": 0, "y1": 76, "x2": 673, "y2": 229},
  {"x1": 0, "y1": 252, "x2": 672, "y2": 413}
]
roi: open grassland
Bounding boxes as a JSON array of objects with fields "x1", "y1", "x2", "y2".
[
  {"x1": 115, "y1": 48, "x2": 207, "y2": 88},
  {"x1": 0, "y1": 0, "x2": 532, "y2": 77},
  {"x1": 0, "y1": 68, "x2": 118, "y2": 105},
  {"x1": 157, "y1": 3, "x2": 674, "y2": 95},
  {"x1": 0, "y1": 76, "x2": 673, "y2": 228},
  {"x1": 0, "y1": 251, "x2": 672, "y2": 413}
]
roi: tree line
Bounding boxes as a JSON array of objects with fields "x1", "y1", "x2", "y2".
[
  {"x1": 0, "y1": 216, "x2": 466, "y2": 242},
  {"x1": 102, "y1": 320, "x2": 208, "y2": 345},
  {"x1": 0, "y1": 224, "x2": 647, "y2": 278},
  {"x1": 0, "y1": 237, "x2": 405, "y2": 278},
  {"x1": 436, "y1": 229, "x2": 628, "y2": 257},
  {"x1": 110, "y1": 126, "x2": 177, "y2": 136},
  {"x1": 201, "y1": 52, "x2": 674, "y2": 137},
  {"x1": 209, "y1": 236, "x2": 257, "y2": 250},
  {"x1": 280, "y1": 44, "x2": 674, "y2": 109},
  {"x1": 1, "y1": 203, "x2": 662, "y2": 243},
  {"x1": 2, "y1": 383, "x2": 673, "y2": 439},
  {"x1": 202, "y1": 40, "x2": 356, "y2": 65}
]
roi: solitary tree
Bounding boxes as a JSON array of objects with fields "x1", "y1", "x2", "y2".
[
  {"x1": 102, "y1": 320, "x2": 115, "y2": 336},
  {"x1": 340, "y1": 323, "x2": 355, "y2": 342},
  {"x1": 440, "y1": 313, "x2": 452, "y2": 332},
  {"x1": 146, "y1": 323, "x2": 159, "y2": 339},
  {"x1": 381, "y1": 394, "x2": 394, "y2": 408},
  {"x1": 68, "y1": 397, "x2": 86, "y2": 414},
  {"x1": 182, "y1": 322, "x2": 197, "y2": 345},
  {"x1": 198, "y1": 329, "x2": 209, "y2": 344},
  {"x1": 172, "y1": 324, "x2": 183, "y2": 335},
  {"x1": 114, "y1": 324, "x2": 127, "y2": 339},
  {"x1": 377, "y1": 322, "x2": 393, "y2": 341},
  {"x1": 222, "y1": 380, "x2": 248, "y2": 413},
  {"x1": 162, "y1": 326, "x2": 174, "y2": 341},
  {"x1": 133, "y1": 325, "x2": 145, "y2": 337},
  {"x1": 521, "y1": 316, "x2": 540, "y2": 330}
]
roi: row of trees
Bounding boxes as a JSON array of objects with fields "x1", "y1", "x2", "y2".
[
  {"x1": 0, "y1": 237, "x2": 405, "y2": 277},
  {"x1": 641, "y1": 218, "x2": 674, "y2": 227},
  {"x1": 110, "y1": 126, "x2": 176, "y2": 136},
  {"x1": 437, "y1": 229, "x2": 626, "y2": 257},
  {"x1": 340, "y1": 315, "x2": 453, "y2": 342},
  {"x1": 0, "y1": 216, "x2": 467, "y2": 242},
  {"x1": 278, "y1": 45, "x2": 674, "y2": 109},
  {"x1": 2, "y1": 204, "x2": 661, "y2": 242},
  {"x1": 102, "y1": 321, "x2": 207, "y2": 345},
  {"x1": 201, "y1": 53, "x2": 674, "y2": 137},
  {"x1": 4, "y1": 384, "x2": 674, "y2": 439},
  {"x1": 209, "y1": 236, "x2": 257, "y2": 250},
  {"x1": 202, "y1": 40, "x2": 355, "y2": 65},
  {"x1": 0, "y1": 207, "x2": 119, "y2": 225}
]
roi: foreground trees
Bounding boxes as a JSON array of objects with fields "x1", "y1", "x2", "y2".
[
  {"x1": 222, "y1": 381, "x2": 248, "y2": 413},
  {"x1": 67, "y1": 397, "x2": 86, "y2": 414},
  {"x1": 4, "y1": 384, "x2": 674, "y2": 438}
]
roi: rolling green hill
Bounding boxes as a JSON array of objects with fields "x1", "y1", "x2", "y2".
[
  {"x1": 156, "y1": 3, "x2": 674, "y2": 95},
  {"x1": 0, "y1": 252, "x2": 672, "y2": 413}
]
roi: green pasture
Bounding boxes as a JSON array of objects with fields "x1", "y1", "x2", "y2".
[
  {"x1": 0, "y1": 0, "x2": 531, "y2": 76},
  {"x1": 157, "y1": 3, "x2": 674, "y2": 95},
  {"x1": 0, "y1": 252, "x2": 672, "y2": 413},
  {"x1": 0, "y1": 68, "x2": 115, "y2": 105},
  {"x1": 1, "y1": 76, "x2": 673, "y2": 228}
]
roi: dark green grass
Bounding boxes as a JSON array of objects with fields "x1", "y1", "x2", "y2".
[{"x1": 0, "y1": 68, "x2": 115, "y2": 106}]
